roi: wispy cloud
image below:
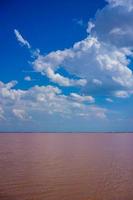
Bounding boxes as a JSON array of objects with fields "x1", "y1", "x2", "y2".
[
  {"x1": 106, "y1": 98, "x2": 114, "y2": 103},
  {"x1": 24, "y1": 76, "x2": 32, "y2": 81},
  {"x1": 73, "y1": 18, "x2": 84, "y2": 27},
  {"x1": 14, "y1": 29, "x2": 31, "y2": 49}
]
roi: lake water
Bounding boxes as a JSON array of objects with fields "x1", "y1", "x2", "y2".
[{"x1": 0, "y1": 133, "x2": 133, "y2": 200}]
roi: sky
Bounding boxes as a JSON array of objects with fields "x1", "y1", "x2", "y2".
[{"x1": 0, "y1": 0, "x2": 133, "y2": 132}]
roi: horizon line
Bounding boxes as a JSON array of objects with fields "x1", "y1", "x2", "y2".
[{"x1": 0, "y1": 131, "x2": 133, "y2": 134}]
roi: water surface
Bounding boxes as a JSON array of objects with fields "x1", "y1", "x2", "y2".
[{"x1": 0, "y1": 133, "x2": 133, "y2": 200}]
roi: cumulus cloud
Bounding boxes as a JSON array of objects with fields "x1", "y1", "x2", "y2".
[
  {"x1": 31, "y1": 0, "x2": 133, "y2": 100},
  {"x1": 14, "y1": 1, "x2": 133, "y2": 100},
  {"x1": 14, "y1": 29, "x2": 31, "y2": 48},
  {"x1": 70, "y1": 93, "x2": 95, "y2": 103},
  {"x1": 10, "y1": 0, "x2": 133, "y2": 129},
  {"x1": 0, "y1": 80, "x2": 25, "y2": 101},
  {"x1": 33, "y1": 35, "x2": 133, "y2": 97},
  {"x1": 92, "y1": 0, "x2": 133, "y2": 47},
  {"x1": 12, "y1": 109, "x2": 30, "y2": 120},
  {"x1": 106, "y1": 0, "x2": 133, "y2": 11},
  {"x1": 33, "y1": 50, "x2": 87, "y2": 87},
  {"x1": 0, "y1": 81, "x2": 106, "y2": 122},
  {"x1": 87, "y1": 21, "x2": 95, "y2": 34},
  {"x1": 46, "y1": 67, "x2": 87, "y2": 87}
]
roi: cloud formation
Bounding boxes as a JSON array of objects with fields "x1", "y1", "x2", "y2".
[
  {"x1": 24, "y1": 76, "x2": 32, "y2": 81},
  {"x1": 0, "y1": 106, "x2": 4, "y2": 120},
  {"x1": 10, "y1": 0, "x2": 133, "y2": 130},
  {"x1": 33, "y1": 36, "x2": 133, "y2": 97},
  {"x1": 70, "y1": 93, "x2": 95, "y2": 103},
  {"x1": 14, "y1": 29, "x2": 31, "y2": 48},
  {"x1": 106, "y1": 0, "x2": 133, "y2": 11},
  {"x1": 31, "y1": 0, "x2": 133, "y2": 100},
  {"x1": 0, "y1": 81, "x2": 106, "y2": 122},
  {"x1": 45, "y1": 67, "x2": 87, "y2": 87},
  {"x1": 106, "y1": 98, "x2": 113, "y2": 103},
  {"x1": 12, "y1": 109, "x2": 30, "y2": 120},
  {"x1": 93, "y1": 0, "x2": 133, "y2": 47}
]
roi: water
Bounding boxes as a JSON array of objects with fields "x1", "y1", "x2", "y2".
[{"x1": 0, "y1": 133, "x2": 133, "y2": 200}]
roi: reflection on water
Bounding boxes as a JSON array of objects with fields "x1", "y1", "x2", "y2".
[{"x1": 0, "y1": 133, "x2": 133, "y2": 200}]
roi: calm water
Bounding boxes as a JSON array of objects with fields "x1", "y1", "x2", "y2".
[{"x1": 0, "y1": 133, "x2": 133, "y2": 200}]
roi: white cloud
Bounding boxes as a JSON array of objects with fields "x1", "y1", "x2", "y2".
[
  {"x1": 9, "y1": 1, "x2": 133, "y2": 129},
  {"x1": 33, "y1": 49, "x2": 87, "y2": 87},
  {"x1": 46, "y1": 67, "x2": 87, "y2": 87},
  {"x1": 13, "y1": 0, "x2": 133, "y2": 101},
  {"x1": 0, "y1": 80, "x2": 25, "y2": 101},
  {"x1": 87, "y1": 21, "x2": 95, "y2": 34},
  {"x1": 30, "y1": 0, "x2": 133, "y2": 100},
  {"x1": 24, "y1": 76, "x2": 32, "y2": 81},
  {"x1": 33, "y1": 36, "x2": 133, "y2": 96},
  {"x1": 0, "y1": 81, "x2": 25, "y2": 101},
  {"x1": 92, "y1": 79, "x2": 102, "y2": 86},
  {"x1": 14, "y1": 29, "x2": 31, "y2": 49},
  {"x1": 106, "y1": 98, "x2": 114, "y2": 102},
  {"x1": 70, "y1": 93, "x2": 95, "y2": 103},
  {"x1": 0, "y1": 81, "x2": 107, "y2": 122},
  {"x1": 12, "y1": 109, "x2": 30, "y2": 120},
  {"x1": 109, "y1": 27, "x2": 132, "y2": 36},
  {"x1": 114, "y1": 90, "x2": 130, "y2": 98},
  {"x1": 106, "y1": 0, "x2": 133, "y2": 11},
  {"x1": 92, "y1": 0, "x2": 133, "y2": 48}
]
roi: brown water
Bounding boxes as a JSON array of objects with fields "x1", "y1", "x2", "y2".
[{"x1": 0, "y1": 133, "x2": 133, "y2": 200}]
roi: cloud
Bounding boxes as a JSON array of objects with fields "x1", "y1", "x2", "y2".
[
  {"x1": 24, "y1": 76, "x2": 32, "y2": 81},
  {"x1": 106, "y1": 98, "x2": 113, "y2": 102},
  {"x1": 73, "y1": 19, "x2": 84, "y2": 27},
  {"x1": 9, "y1": 1, "x2": 133, "y2": 130},
  {"x1": 46, "y1": 67, "x2": 87, "y2": 87},
  {"x1": 0, "y1": 106, "x2": 4, "y2": 120},
  {"x1": 0, "y1": 81, "x2": 106, "y2": 123},
  {"x1": 92, "y1": 0, "x2": 133, "y2": 47},
  {"x1": 31, "y1": 0, "x2": 133, "y2": 100},
  {"x1": 106, "y1": 0, "x2": 133, "y2": 11},
  {"x1": 14, "y1": 2, "x2": 133, "y2": 100},
  {"x1": 33, "y1": 49, "x2": 87, "y2": 87},
  {"x1": 33, "y1": 36, "x2": 133, "y2": 97},
  {"x1": 114, "y1": 90, "x2": 130, "y2": 98},
  {"x1": 70, "y1": 93, "x2": 95, "y2": 103},
  {"x1": 14, "y1": 29, "x2": 31, "y2": 48},
  {"x1": 0, "y1": 80, "x2": 25, "y2": 101},
  {"x1": 87, "y1": 21, "x2": 95, "y2": 34},
  {"x1": 114, "y1": 89, "x2": 133, "y2": 98},
  {"x1": 92, "y1": 79, "x2": 102, "y2": 86},
  {"x1": 12, "y1": 109, "x2": 30, "y2": 120}
]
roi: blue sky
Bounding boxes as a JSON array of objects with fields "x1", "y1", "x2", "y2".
[{"x1": 0, "y1": 0, "x2": 133, "y2": 132}]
